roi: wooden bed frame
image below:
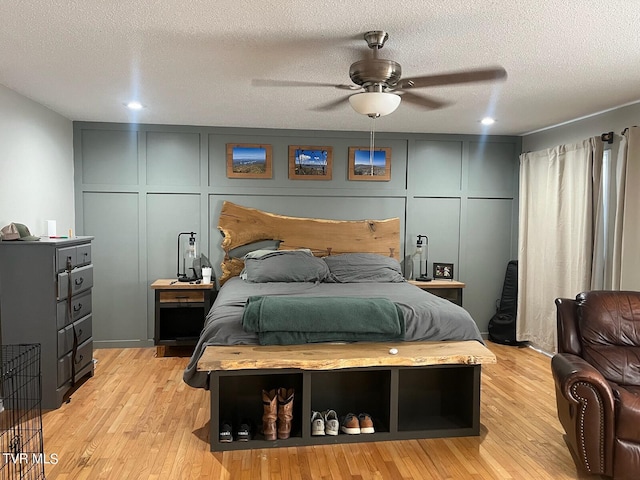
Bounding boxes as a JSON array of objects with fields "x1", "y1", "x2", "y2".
[
  {"x1": 217, "y1": 201, "x2": 401, "y2": 284},
  {"x1": 198, "y1": 202, "x2": 496, "y2": 451}
]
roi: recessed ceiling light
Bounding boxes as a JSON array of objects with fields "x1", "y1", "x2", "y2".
[
  {"x1": 126, "y1": 101, "x2": 143, "y2": 110},
  {"x1": 480, "y1": 117, "x2": 495, "y2": 126}
]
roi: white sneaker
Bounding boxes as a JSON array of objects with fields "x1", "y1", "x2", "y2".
[
  {"x1": 311, "y1": 411, "x2": 325, "y2": 436},
  {"x1": 323, "y1": 409, "x2": 339, "y2": 436}
]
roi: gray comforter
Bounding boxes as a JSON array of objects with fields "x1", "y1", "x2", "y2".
[{"x1": 183, "y1": 277, "x2": 483, "y2": 389}]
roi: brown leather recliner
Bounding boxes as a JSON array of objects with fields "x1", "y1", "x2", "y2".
[{"x1": 552, "y1": 291, "x2": 640, "y2": 480}]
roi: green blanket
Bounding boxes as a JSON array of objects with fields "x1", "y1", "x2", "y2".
[{"x1": 242, "y1": 295, "x2": 405, "y2": 345}]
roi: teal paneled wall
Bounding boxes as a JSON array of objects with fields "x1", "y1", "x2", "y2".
[
  {"x1": 468, "y1": 141, "x2": 518, "y2": 196},
  {"x1": 464, "y1": 199, "x2": 516, "y2": 332},
  {"x1": 146, "y1": 193, "x2": 201, "y2": 340},
  {"x1": 407, "y1": 197, "x2": 461, "y2": 279},
  {"x1": 81, "y1": 130, "x2": 138, "y2": 185},
  {"x1": 146, "y1": 132, "x2": 201, "y2": 186},
  {"x1": 409, "y1": 141, "x2": 463, "y2": 194},
  {"x1": 82, "y1": 192, "x2": 144, "y2": 344},
  {"x1": 74, "y1": 122, "x2": 520, "y2": 347}
]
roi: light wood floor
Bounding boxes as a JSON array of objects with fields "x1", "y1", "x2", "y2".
[{"x1": 40, "y1": 342, "x2": 598, "y2": 479}]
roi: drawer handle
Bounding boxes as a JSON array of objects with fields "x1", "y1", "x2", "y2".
[
  {"x1": 75, "y1": 354, "x2": 83, "y2": 365},
  {"x1": 73, "y1": 303, "x2": 83, "y2": 312},
  {"x1": 78, "y1": 329, "x2": 83, "y2": 336},
  {"x1": 74, "y1": 277, "x2": 84, "y2": 286}
]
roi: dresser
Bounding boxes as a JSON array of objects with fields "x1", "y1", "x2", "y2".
[{"x1": 0, "y1": 237, "x2": 95, "y2": 409}]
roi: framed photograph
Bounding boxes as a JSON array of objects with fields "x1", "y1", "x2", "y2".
[
  {"x1": 433, "y1": 262, "x2": 454, "y2": 280},
  {"x1": 226, "y1": 144, "x2": 272, "y2": 179},
  {"x1": 348, "y1": 147, "x2": 391, "y2": 181},
  {"x1": 288, "y1": 145, "x2": 333, "y2": 180}
]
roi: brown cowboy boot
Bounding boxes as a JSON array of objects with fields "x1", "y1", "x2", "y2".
[
  {"x1": 262, "y1": 389, "x2": 277, "y2": 441},
  {"x1": 277, "y1": 387, "x2": 295, "y2": 440}
]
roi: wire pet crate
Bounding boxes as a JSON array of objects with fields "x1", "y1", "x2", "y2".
[{"x1": 0, "y1": 344, "x2": 45, "y2": 480}]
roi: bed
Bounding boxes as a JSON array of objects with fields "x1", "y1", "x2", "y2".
[
  {"x1": 183, "y1": 201, "x2": 483, "y2": 389},
  {"x1": 182, "y1": 201, "x2": 491, "y2": 451}
]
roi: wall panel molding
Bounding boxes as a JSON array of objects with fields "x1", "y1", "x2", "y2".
[{"x1": 74, "y1": 122, "x2": 521, "y2": 344}]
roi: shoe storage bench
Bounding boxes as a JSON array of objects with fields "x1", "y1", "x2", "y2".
[{"x1": 198, "y1": 341, "x2": 496, "y2": 451}]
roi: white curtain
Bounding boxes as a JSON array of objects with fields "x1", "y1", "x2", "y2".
[
  {"x1": 590, "y1": 146, "x2": 606, "y2": 290},
  {"x1": 517, "y1": 138, "x2": 603, "y2": 353},
  {"x1": 610, "y1": 126, "x2": 640, "y2": 290}
]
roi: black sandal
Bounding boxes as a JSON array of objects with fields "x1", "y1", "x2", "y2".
[
  {"x1": 219, "y1": 420, "x2": 233, "y2": 443},
  {"x1": 236, "y1": 419, "x2": 253, "y2": 442}
]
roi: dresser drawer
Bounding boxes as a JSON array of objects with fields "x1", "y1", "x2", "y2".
[
  {"x1": 56, "y1": 290, "x2": 92, "y2": 329},
  {"x1": 57, "y1": 314, "x2": 92, "y2": 357},
  {"x1": 57, "y1": 339, "x2": 93, "y2": 387},
  {"x1": 159, "y1": 290, "x2": 204, "y2": 303},
  {"x1": 58, "y1": 264, "x2": 93, "y2": 300},
  {"x1": 56, "y1": 243, "x2": 92, "y2": 272},
  {"x1": 76, "y1": 243, "x2": 92, "y2": 267},
  {"x1": 56, "y1": 246, "x2": 77, "y2": 273}
]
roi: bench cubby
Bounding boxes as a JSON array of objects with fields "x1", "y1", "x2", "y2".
[{"x1": 200, "y1": 341, "x2": 495, "y2": 451}]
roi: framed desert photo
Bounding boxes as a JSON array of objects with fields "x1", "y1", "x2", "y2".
[
  {"x1": 433, "y1": 262, "x2": 454, "y2": 280},
  {"x1": 288, "y1": 145, "x2": 333, "y2": 180},
  {"x1": 348, "y1": 147, "x2": 391, "y2": 181},
  {"x1": 226, "y1": 144, "x2": 272, "y2": 179}
]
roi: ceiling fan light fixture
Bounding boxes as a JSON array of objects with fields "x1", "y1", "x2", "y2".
[{"x1": 348, "y1": 92, "x2": 401, "y2": 117}]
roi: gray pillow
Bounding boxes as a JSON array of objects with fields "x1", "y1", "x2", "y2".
[
  {"x1": 323, "y1": 253, "x2": 406, "y2": 283},
  {"x1": 228, "y1": 240, "x2": 281, "y2": 259},
  {"x1": 245, "y1": 248, "x2": 312, "y2": 259},
  {"x1": 243, "y1": 250, "x2": 329, "y2": 283}
]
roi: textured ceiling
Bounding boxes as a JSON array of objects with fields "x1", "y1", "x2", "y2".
[{"x1": 1, "y1": 1, "x2": 639, "y2": 135}]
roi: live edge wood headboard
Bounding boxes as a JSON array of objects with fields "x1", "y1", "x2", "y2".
[{"x1": 218, "y1": 201, "x2": 401, "y2": 284}]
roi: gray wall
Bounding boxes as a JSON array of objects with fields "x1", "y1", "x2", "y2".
[
  {"x1": 0, "y1": 84, "x2": 74, "y2": 233},
  {"x1": 522, "y1": 101, "x2": 640, "y2": 155},
  {"x1": 74, "y1": 122, "x2": 521, "y2": 347}
]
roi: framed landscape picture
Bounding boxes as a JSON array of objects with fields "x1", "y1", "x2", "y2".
[
  {"x1": 226, "y1": 143, "x2": 272, "y2": 179},
  {"x1": 288, "y1": 145, "x2": 333, "y2": 180},
  {"x1": 348, "y1": 147, "x2": 391, "y2": 181}
]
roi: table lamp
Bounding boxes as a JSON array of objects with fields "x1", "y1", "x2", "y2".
[
  {"x1": 415, "y1": 234, "x2": 432, "y2": 282},
  {"x1": 177, "y1": 231, "x2": 198, "y2": 282}
]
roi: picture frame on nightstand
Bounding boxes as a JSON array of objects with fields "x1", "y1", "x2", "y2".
[{"x1": 433, "y1": 262, "x2": 454, "y2": 280}]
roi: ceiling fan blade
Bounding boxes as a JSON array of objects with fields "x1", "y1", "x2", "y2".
[
  {"x1": 311, "y1": 95, "x2": 352, "y2": 112},
  {"x1": 396, "y1": 67, "x2": 507, "y2": 90},
  {"x1": 399, "y1": 91, "x2": 450, "y2": 110},
  {"x1": 252, "y1": 79, "x2": 358, "y2": 90}
]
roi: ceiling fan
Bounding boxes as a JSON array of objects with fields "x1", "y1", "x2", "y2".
[{"x1": 253, "y1": 31, "x2": 507, "y2": 117}]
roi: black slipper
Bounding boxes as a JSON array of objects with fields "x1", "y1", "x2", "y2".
[{"x1": 219, "y1": 420, "x2": 233, "y2": 443}]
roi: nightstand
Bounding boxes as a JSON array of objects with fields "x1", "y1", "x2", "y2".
[
  {"x1": 151, "y1": 279, "x2": 216, "y2": 356},
  {"x1": 409, "y1": 279, "x2": 465, "y2": 306}
]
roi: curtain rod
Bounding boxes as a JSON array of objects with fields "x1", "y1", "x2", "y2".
[
  {"x1": 603, "y1": 126, "x2": 636, "y2": 141},
  {"x1": 601, "y1": 131, "x2": 614, "y2": 144}
]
